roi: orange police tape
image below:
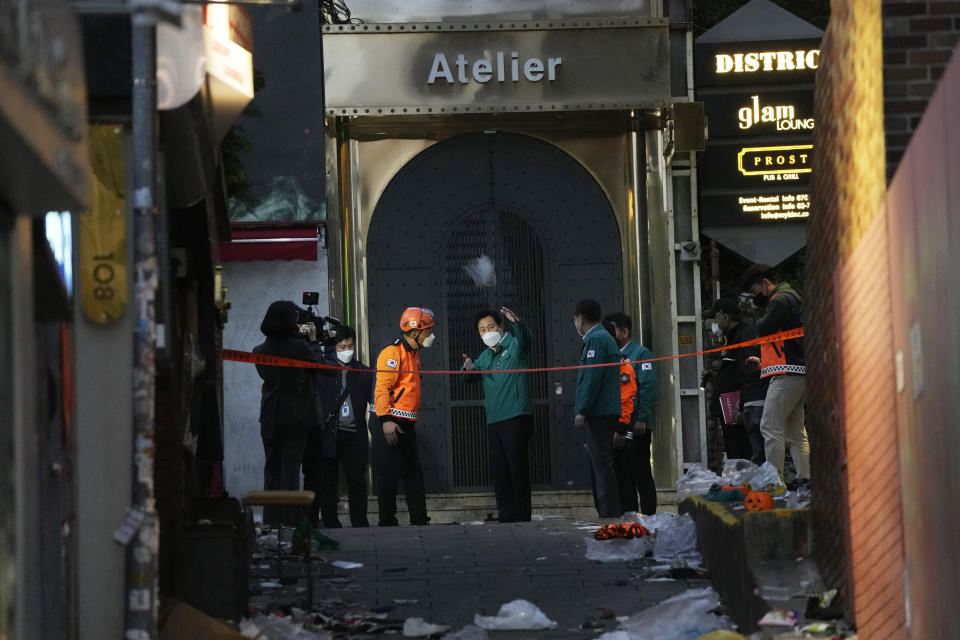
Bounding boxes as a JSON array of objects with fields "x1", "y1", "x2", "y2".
[{"x1": 222, "y1": 327, "x2": 804, "y2": 375}]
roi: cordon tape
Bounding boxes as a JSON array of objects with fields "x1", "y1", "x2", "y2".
[{"x1": 222, "y1": 328, "x2": 804, "y2": 375}]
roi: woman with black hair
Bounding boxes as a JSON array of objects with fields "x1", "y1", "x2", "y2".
[{"x1": 253, "y1": 300, "x2": 325, "y2": 525}]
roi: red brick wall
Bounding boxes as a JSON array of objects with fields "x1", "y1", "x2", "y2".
[
  {"x1": 809, "y1": 0, "x2": 892, "y2": 628},
  {"x1": 885, "y1": 54, "x2": 960, "y2": 637},
  {"x1": 883, "y1": 1, "x2": 960, "y2": 176},
  {"x1": 835, "y1": 211, "x2": 907, "y2": 639}
]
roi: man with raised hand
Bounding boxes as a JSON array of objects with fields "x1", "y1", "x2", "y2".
[{"x1": 462, "y1": 306, "x2": 534, "y2": 522}]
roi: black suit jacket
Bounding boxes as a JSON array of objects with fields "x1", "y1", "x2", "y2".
[
  {"x1": 319, "y1": 359, "x2": 374, "y2": 461},
  {"x1": 253, "y1": 336, "x2": 324, "y2": 440}
]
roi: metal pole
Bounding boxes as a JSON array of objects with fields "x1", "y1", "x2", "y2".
[{"x1": 126, "y1": 7, "x2": 160, "y2": 639}]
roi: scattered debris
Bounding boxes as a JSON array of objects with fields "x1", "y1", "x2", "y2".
[
  {"x1": 595, "y1": 522, "x2": 650, "y2": 540},
  {"x1": 605, "y1": 587, "x2": 732, "y2": 640},
  {"x1": 239, "y1": 614, "x2": 332, "y2": 640},
  {"x1": 474, "y1": 599, "x2": 557, "y2": 630},
  {"x1": 584, "y1": 536, "x2": 652, "y2": 563},
  {"x1": 403, "y1": 617, "x2": 451, "y2": 637},
  {"x1": 652, "y1": 514, "x2": 699, "y2": 562},
  {"x1": 441, "y1": 625, "x2": 489, "y2": 640},
  {"x1": 757, "y1": 610, "x2": 799, "y2": 627}
]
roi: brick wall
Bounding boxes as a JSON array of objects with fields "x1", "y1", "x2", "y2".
[
  {"x1": 883, "y1": 1, "x2": 960, "y2": 176},
  {"x1": 808, "y1": 0, "x2": 890, "y2": 627}
]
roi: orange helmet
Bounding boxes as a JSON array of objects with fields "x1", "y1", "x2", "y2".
[{"x1": 399, "y1": 307, "x2": 435, "y2": 331}]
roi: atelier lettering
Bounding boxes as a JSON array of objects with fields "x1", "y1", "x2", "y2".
[
  {"x1": 715, "y1": 49, "x2": 819, "y2": 74},
  {"x1": 428, "y1": 52, "x2": 563, "y2": 84}
]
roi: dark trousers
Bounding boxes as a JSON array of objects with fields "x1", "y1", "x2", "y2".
[
  {"x1": 370, "y1": 417, "x2": 429, "y2": 526},
  {"x1": 261, "y1": 429, "x2": 308, "y2": 526},
  {"x1": 317, "y1": 430, "x2": 369, "y2": 528},
  {"x1": 488, "y1": 415, "x2": 534, "y2": 523},
  {"x1": 743, "y1": 405, "x2": 766, "y2": 465},
  {"x1": 721, "y1": 422, "x2": 754, "y2": 461},
  {"x1": 584, "y1": 416, "x2": 622, "y2": 518},
  {"x1": 613, "y1": 430, "x2": 658, "y2": 516}
]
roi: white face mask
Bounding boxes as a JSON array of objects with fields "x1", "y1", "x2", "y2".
[
  {"x1": 337, "y1": 350, "x2": 354, "y2": 364},
  {"x1": 421, "y1": 333, "x2": 436, "y2": 348},
  {"x1": 481, "y1": 331, "x2": 502, "y2": 348},
  {"x1": 710, "y1": 322, "x2": 722, "y2": 339}
]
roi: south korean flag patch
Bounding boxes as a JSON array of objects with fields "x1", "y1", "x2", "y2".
[
  {"x1": 586, "y1": 349, "x2": 596, "y2": 358},
  {"x1": 386, "y1": 358, "x2": 398, "y2": 369},
  {"x1": 641, "y1": 362, "x2": 653, "y2": 371}
]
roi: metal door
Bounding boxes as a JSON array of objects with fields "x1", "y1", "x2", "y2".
[{"x1": 367, "y1": 132, "x2": 622, "y2": 491}]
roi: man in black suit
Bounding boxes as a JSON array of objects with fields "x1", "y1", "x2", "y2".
[{"x1": 303, "y1": 326, "x2": 374, "y2": 527}]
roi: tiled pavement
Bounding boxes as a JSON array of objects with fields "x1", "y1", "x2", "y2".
[{"x1": 304, "y1": 515, "x2": 710, "y2": 639}]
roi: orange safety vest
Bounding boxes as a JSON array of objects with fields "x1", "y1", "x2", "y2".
[
  {"x1": 618, "y1": 357, "x2": 637, "y2": 425},
  {"x1": 759, "y1": 292, "x2": 806, "y2": 378},
  {"x1": 375, "y1": 337, "x2": 422, "y2": 420}
]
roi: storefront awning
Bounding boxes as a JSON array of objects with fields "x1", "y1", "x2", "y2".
[
  {"x1": 219, "y1": 226, "x2": 319, "y2": 262},
  {"x1": 702, "y1": 223, "x2": 806, "y2": 265}
]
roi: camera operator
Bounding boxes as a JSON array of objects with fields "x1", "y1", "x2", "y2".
[{"x1": 253, "y1": 300, "x2": 326, "y2": 526}]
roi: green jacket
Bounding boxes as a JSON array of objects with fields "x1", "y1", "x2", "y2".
[
  {"x1": 620, "y1": 340, "x2": 657, "y2": 426},
  {"x1": 463, "y1": 320, "x2": 534, "y2": 424},
  {"x1": 575, "y1": 324, "x2": 622, "y2": 422}
]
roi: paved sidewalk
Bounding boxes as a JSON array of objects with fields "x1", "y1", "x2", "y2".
[{"x1": 298, "y1": 515, "x2": 709, "y2": 638}]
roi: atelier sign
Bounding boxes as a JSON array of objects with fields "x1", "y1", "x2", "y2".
[
  {"x1": 428, "y1": 52, "x2": 562, "y2": 84},
  {"x1": 322, "y1": 26, "x2": 670, "y2": 113}
]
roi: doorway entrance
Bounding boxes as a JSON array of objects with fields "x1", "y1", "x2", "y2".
[{"x1": 366, "y1": 132, "x2": 622, "y2": 492}]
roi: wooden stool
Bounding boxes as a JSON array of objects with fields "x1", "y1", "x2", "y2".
[{"x1": 242, "y1": 490, "x2": 316, "y2": 608}]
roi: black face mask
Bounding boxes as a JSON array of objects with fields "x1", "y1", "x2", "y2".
[{"x1": 753, "y1": 293, "x2": 769, "y2": 308}]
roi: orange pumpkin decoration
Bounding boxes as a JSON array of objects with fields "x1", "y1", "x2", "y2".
[{"x1": 744, "y1": 490, "x2": 774, "y2": 512}]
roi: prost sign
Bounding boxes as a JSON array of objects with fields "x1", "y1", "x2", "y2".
[{"x1": 697, "y1": 37, "x2": 820, "y2": 225}]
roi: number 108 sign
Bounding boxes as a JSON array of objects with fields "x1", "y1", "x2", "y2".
[{"x1": 79, "y1": 125, "x2": 127, "y2": 324}]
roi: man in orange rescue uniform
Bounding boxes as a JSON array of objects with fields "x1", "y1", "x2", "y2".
[{"x1": 372, "y1": 307, "x2": 437, "y2": 526}]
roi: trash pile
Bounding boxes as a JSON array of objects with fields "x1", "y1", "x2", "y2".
[
  {"x1": 584, "y1": 511, "x2": 702, "y2": 567},
  {"x1": 675, "y1": 460, "x2": 812, "y2": 511}
]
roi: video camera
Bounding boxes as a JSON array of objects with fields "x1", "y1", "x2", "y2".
[{"x1": 297, "y1": 291, "x2": 341, "y2": 347}]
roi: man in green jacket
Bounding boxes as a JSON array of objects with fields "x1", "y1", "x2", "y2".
[
  {"x1": 603, "y1": 312, "x2": 658, "y2": 515},
  {"x1": 573, "y1": 299, "x2": 624, "y2": 518},
  {"x1": 462, "y1": 306, "x2": 534, "y2": 522}
]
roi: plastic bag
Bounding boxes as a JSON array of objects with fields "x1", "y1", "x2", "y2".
[
  {"x1": 720, "y1": 459, "x2": 759, "y2": 486},
  {"x1": 441, "y1": 625, "x2": 489, "y2": 640},
  {"x1": 676, "y1": 465, "x2": 722, "y2": 501},
  {"x1": 636, "y1": 512, "x2": 680, "y2": 533},
  {"x1": 652, "y1": 513, "x2": 698, "y2": 560},
  {"x1": 403, "y1": 617, "x2": 451, "y2": 637},
  {"x1": 616, "y1": 587, "x2": 731, "y2": 640},
  {"x1": 741, "y1": 462, "x2": 785, "y2": 496},
  {"x1": 584, "y1": 536, "x2": 652, "y2": 563},
  {"x1": 474, "y1": 599, "x2": 557, "y2": 630}
]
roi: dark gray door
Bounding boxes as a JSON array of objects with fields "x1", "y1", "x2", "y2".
[{"x1": 367, "y1": 132, "x2": 622, "y2": 492}]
